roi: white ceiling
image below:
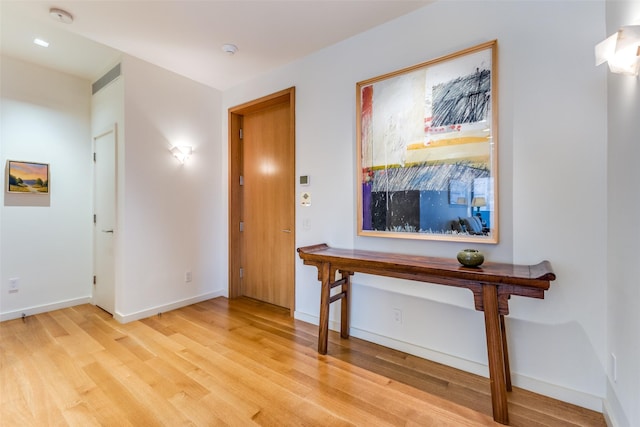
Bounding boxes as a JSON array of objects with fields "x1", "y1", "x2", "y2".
[{"x1": 1, "y1": 0, "x2": 431, "y2": 91}]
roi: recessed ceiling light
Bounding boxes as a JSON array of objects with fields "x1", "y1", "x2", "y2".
[
  {"x1": 34, "y1": 38, "x2": 49, "y2": 48},
  {"x1": 222, "y1": 44, "x2": 238, "y2": 55},
  {"x1": 49, "y1": 7, "x2": 73, "y2": 24}
]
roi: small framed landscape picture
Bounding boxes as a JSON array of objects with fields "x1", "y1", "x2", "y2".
[{"x1": 7, "y1": 160, "x2": 49, "y2": 194}]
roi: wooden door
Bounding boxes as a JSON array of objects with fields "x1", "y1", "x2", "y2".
[{"x1": 229, "y1": 88, "x2": 295, "y2": 312}]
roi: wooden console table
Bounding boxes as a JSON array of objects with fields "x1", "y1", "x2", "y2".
[{"x1": 297, "y1": 243, "x2": 556, "y2": 425}]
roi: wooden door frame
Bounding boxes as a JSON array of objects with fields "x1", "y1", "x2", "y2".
[{"x1": 228, "y1": 87, "x2": 296, "y2": 315}]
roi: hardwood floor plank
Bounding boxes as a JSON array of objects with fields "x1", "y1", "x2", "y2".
[
  {"x1": 175, "y1": 313, "x2": 417, "y2": 425},
  {"x1": 169, "y1": 390, "x2": 249, "y2": 426},
  {"x1": 144, "y1": 356, "x2": 210, "y2": 400},
  {"x1": 36, "y1": 312, "x2": 70, "y2": 338},
  {"x1": 30, "y1": 342, "x2": 102, "y2": 426},
  {"x1": 0, "y1": 297, "x2": 606, "y2": 426},
  {"x1": 82, "y1": 360, "x2": 166, "y2": 426},
  {"x1": 171, "y1": 335, "x2": 329, "y2": 425},
  {"x1": 47, "y1": 312, "x2": 105, "y2": 362},
  {"x1": 169, "y1": 317, "x2": 493, "y2": 426},
  {"x1": 1, "y1": 334, "x2": 68, "y2": 426}
]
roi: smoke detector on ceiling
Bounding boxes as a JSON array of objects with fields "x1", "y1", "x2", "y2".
[
  {"x1": 49, "y1": 8, "x2": 74, "y2": 24},
  {"x1": 222, "y1": 44, "x2": 239, "y2": 55}
]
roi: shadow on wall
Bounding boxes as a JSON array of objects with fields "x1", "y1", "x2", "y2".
[
  {"x1": 4, "y1": 193, "x2": 50, "y2": 207},
  {"x1": 346, "y1": 282, "x2": 602, "y2": 402},
  {"x1": 508, "y1": 318, "x2": 603, "y2": 395}
]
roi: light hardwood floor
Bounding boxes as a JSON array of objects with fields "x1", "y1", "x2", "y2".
[{"x1": 0, "y1": 297, "x2": 605, "y2": 426}]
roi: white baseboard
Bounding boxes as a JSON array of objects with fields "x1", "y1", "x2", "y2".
[
  {"x1": 0, "y1": 292, "x2": 225, "y2": 324},
  {"x1": 0, "y1": 296, "x2": 92, "y2": 322},
  {"x1": 603, "y1": 400, "x2": 618, "y2": 427},
  {"x1": 602, "y1": 379, "x2": 630, "y2": 427},
  {"x1": 114, "y1": 291, "x2": 224, "y2": 323},
  {"x1": 295, "y1": 310, "x2": 603, "y2": 413}
]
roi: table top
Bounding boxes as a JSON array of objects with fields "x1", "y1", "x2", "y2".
[{"x1": 297, "y1": 243, "x2": 556, "y2": 289}]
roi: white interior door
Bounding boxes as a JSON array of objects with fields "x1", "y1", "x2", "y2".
[{"x1": 93, "y1": 125, "x2": 116, "y2": 314}]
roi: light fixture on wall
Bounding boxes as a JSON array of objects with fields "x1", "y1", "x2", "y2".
[
  {"x1": 595, "y1": 25, "x2": 640, "y2": 76},
  {"x1": 170, "y1": 146, "x2": 192, "y2": 164}
]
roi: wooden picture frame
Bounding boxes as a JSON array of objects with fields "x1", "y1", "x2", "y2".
[
  {"x1": 7, "y1": 160, "x2": 50, "y2": 194},
  {"x1": 356, "y1": 40, "x2": 498, "y2": 243}
]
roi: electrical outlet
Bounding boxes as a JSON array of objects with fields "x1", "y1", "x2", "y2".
[
  {"x1": 185, "y1": 271, "x2": 192, "y2": 283},
  {"x1": 393, "y1": 308, "x2": 402, "y2": 324},
  {"x1": 9, "y1": 278, "x2": 19, "y2": 292}
]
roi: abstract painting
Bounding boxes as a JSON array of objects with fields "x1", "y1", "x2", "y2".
[{"x1": 357, "y1": 41, "x2": 498, "y2": 243}]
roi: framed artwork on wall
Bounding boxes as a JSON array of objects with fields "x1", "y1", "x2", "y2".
[
  {"x1": 356, "y1": 40, "x2": 498, "y2": 243},
  {"x1": 6, "y1": 160, "x2": 50, "y2": 194}
]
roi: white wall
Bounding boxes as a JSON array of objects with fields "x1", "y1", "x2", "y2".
[
  {"x1": 0, "y1": 56, "x2": 93, "y2": 319},
  {"x1": 223, "y1": 0, "x2": 608, "y2": 411},
  {"x1": 605, "y1": 2, "x2": 640, "y2": 426},
  {"x1": 115, "y1": 55, "x2": 225, "y2": 321}
]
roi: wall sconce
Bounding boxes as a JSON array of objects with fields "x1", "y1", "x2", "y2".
[
  {"x1": 170, "y1": 146, "x2": 192, "y2": 164},
  {"x1": 595, "y1": 25, "x2": 640, "y2": 76}
]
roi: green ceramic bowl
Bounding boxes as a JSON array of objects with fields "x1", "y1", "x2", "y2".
[{"x1": 457, "y1": 249, "x2": 484, "y2": 267}]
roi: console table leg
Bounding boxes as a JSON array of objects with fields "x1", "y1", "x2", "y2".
[
  {"x1": 318, "y1": 262, "x2": 331, "y2": 355},
  {"x1": 340, "y1": 271, "x2": 350, "y2": 339},
  {"x1": 500, "y1": 315, "x2": 513, "y2": 392},
  {"x1": 483, "y1": 284, "x2": 509, "y2": 425}
]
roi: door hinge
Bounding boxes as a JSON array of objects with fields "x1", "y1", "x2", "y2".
[
  {"x1": 239, "y1": 128, "x2": 243, "y2": 139},
  {"x1": 239, "y1": 175, "x2": 244, "y2": 186},
  {"x1": 93, "y1": 152, "x2": 96, "y2": 162},
  {"x1": 93, "y1": 214, "x2": 97, "y2": 224},
  {"x1": 239, "y1": 221, "x2": 244, "y2": 232},
  {"x1": 239, "y1": 268, "x2": 243, "y2": 278},
  {"x1": 93, "y1": 275, "x2": 97, "y2": 285}
]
